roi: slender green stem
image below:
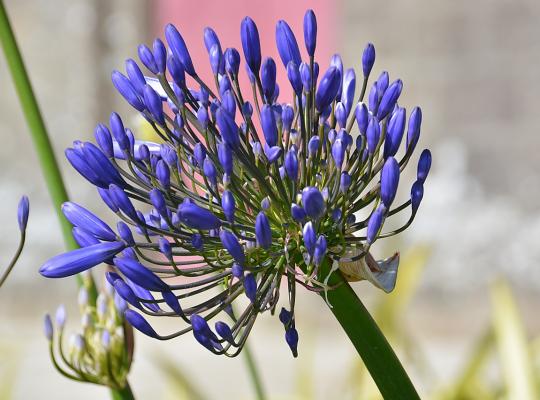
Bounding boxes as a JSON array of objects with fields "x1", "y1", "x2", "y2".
[
  {"x1": 321, "y1": 261, "x2": 420, "y2": 400},
  {"x1": 241, "y1": 342, "x2": 266, "y2": 400},
  {"x1": 110, "y1": 382, "x2": 135, "y2": 400},
  {"x1": 0, "y1": 0, "x2": 97, "y2": 300}
]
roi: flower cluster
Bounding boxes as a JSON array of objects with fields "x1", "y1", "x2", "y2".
[
  {"x1": 40, "y1": 9, "x2": 431, "y2": 357},
  {"x1": 44, "y1": 278, "x2": 132, "y2": 389}
]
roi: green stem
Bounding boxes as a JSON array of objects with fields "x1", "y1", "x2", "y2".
[
  {"x1": 242, "y1": 342, "x2": 266, "y2": 400},
  {"x1": 110, "y1": 382, "x2": 135, "y2": 400},
  {"x1": 322, "y1": 264, "x2": 420, "y2": 400},
  {"x1": 0, "y1": 0, "x2": 97, "y2": 301}
]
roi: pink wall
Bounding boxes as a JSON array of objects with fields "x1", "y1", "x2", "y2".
[{"x1": 151, "y1": 0, "x2": 338, "y2": 100}]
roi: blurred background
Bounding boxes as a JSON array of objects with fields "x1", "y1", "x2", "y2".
[{"x1": 1, "y1": 0, "x2": 539, "y2": 398}]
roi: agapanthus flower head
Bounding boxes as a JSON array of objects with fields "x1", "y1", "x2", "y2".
[{"x1": 40, "y1": 10, "x2": 431, "y2": 358}]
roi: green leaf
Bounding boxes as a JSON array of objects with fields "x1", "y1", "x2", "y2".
[{"x1": 491, "y1": 279, "x2": 538, "y2": 400}]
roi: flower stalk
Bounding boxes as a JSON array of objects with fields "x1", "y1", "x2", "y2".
[
  {"x1": 321, "y1": 259, "x2": 420, "y2": 399},
  {"x1": 0, "y1": 0, "x2": 97, "y2": 301}
]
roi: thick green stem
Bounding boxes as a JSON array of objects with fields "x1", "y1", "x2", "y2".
[
  {"x1": 0, "y1": 0, "x2": 97, "y2": 301},
  {"x1": 110, "y1": 383, "x2": 135, "y2": 400},
  {"x1": 242, "y1": 342, "x2": 266, "y2": 400},
  {"x1": 322, "y1": 264, "x2": 420, "y2": 400}
]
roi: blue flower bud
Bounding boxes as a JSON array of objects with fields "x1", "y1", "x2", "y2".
[
  {"x1": 244, "y1": 273, "x2": 257, "y2": 303},
  {"x1": 216, "y1": 108, "x2": 240, "y2": 148},
  {"x1": 167, "y1": 54, "x2": 186, "y2": 87},
  {"x1": 377, "y1": 79, "x2": 402, "y2": 121},
  {"x1": 215, "y1": 321, "x2": 235, "y2": 344},
  {"x1": 276, "y1": 20, "x2": 301, "y2": 68},
  {"x1": 109, "y1": 184, "x2": 138, "y2": 221},
  {"x1": 208, "y1": 44, "x2": 221, "y2": 76},
  {"x1": 285, "y1": 327, "x2": 299, "y2": 357},
  {"x1": 366, "y1": 116, "x2": 381, "y2": 154},
  {"x1": 291, "y1": 203, "x2": 306, "y2": 223},
  {"x1": 384, "y1": 107, "x2": 406, "y2": 158},
  {"x1": 221, "y1": 90, "x2": 236, "y2": 117},
  {"x1": 355, "y1": 103, "x2": 369, "y2": 135},
  {"x1": 193, "y1": 143, "x2": 206, "y2": 168},
  {"x1": 340, "y1": 171, "x2": 352, "y2": 193},
  {"x1": 117, "y1": 221, "x2": 134, "y2": 246},
  {"x1": 368, "y1": 82, "x2": 380, "y2": 114},
  {"x1": 17, "y1": 195, "x2": 29, "y2": 232},
  {"x1": 55, "y1": 305, "x2": 66, "y2": 328},
  {"x1": 62, "y1": 202, "x2": 116, "y2": 241},
  {"x1": 313, "y1": 235, "x2": 327, "y2": 266},
  {"x1": 72, "y1": 227, "x2": 99, "y2": 247},
  {"x1": 217, "y1": 142, "x2": 233, "y2": 175},
  {"x1": 328, "y1": 128, "x2": 336, "y2": 144},
  {"x1": 156, "y1": 159, "x2": 171, "y2": 189},
  {"x1": 284, "y1": 147, "x2": 299, "y2": 181},
  {"x1": 240, "y1": 17, "x2": 261, "y2": 74},
  {"x1": 279, "y1": 307, "x2": 292, "y2": 325},
  {"x1": 138, "y1": 44, "x2": 158, "y2": 74},
  {"x1": 203, "y1": 157, "x2": 217, "y2": 187},
  {"x1": 411, "y1": 180, "x2": 424, "y2": 213},
  {"x1": 125, "y1": 59, "x2": 146, "y2": 94},
  {"x1": 242, "y1": 101, "x2": 253, "y2": 118},
  {"x1": 97, "y1": 187, "x2": 118, "y2": 212},
  {"x1": 362, "y1": 43, "x2": 376, "y2": 78},
  {"x1": 296, "y1": 64, "x2": 309, "y2": 94},
  {"x1": 111, "y1": 71, "x2": 145, "y2": 112},
  {"x1": 261, "y1": 57, "x2": 277, "y2": 101},
  {"x1": 156, "y1": 237, "x2": 172, "y2": 261},
  {"x1": 143, "y1": 84, "x2": 165, "y2": 125},
  {"x1": 302, "y1": 221, "x2": 316, "y2": 255},
  {"x1": 315, "y1": 66, "x2": 341, "y2": 112},
  {"x1": 303, "y1": 9, "x2": 317, "y2": 57},
  {"x1": 165, "y1": 24, "x2": 195, "y2": 76},
  {"x1": 335, "y1": 102, "x2": 347, "y2": 128},
  {"x1": 255, "y1": 212, "x2": 272, "y2": 249},
  {"x1": 367, "y1": 205, "x2": 385, "y2": 244},
  {"x1": 330, "y1": 54, "x2": 344, "y2": 101},
  {"x1": 114, "y1": 256, "x2": 168, "y2": 291},
  {"x1": 331, "y1": 208, "x2": 342, "y2": 222},
  {"x1": 341, "y1": 68, "x2": 356, "y2": 116},
  {"x1": 224, "y1": 47, "x2": 240, "y2": 75},
  {"x1": 331, "y1": 139, "x2": 346, "y2": 170},
  {"x1": 261, "y1": 197, "x2": 271, "y2": 210},
  {"x1": 287, "y1": 61, "x2": 302, "y2": 95},
  {"x1": 221, "y1": 190, "x2": 235, "y2": 223},
  {"x1": 178, "y1": 201, "x2": 221, "y2": 230},
  {"x1": 380, "y1": 157, "x2": 400, "y2": 207},
  {"x1": 191, "y1": 233, "x2": 203, "y2": 250},
  {"x1": 377, "y1": 71, "x2": 389, "y2": 94},
  {"x1": 260, "y1": 104, "x2": 278, "y2": 146},
  {"x1": 301, "y1": 187, "x2": 325, "y2": 219},
  {"x1": 197, "y1": 107, "x2": 209, "y2": 130},
  {"x1": 94, "y1": 124, "x2": 113, "y2": 158},
  {"x1": 308, "y1": 136, "x2": 320, "y2": 158},
  {"x1": 125, "y1": 309, "x2": 159, "y2": 338},
  {"x1": 161, "y1": 290, "x2": 182, "y2": 316},
  {"x1": 232, "y1": 263, "x2": 244, "y2": 278},
  {"x1": 407, "y1": 107, "x2": 422, "y2": 152},
  {"x1": 40, "y1": 241, "x2": 125, "y2": 278},
  {"x1": 336, "y1": 129, "x2": 353, "y2": 148},
  {"x1": 204, "y1": 27, "x2": 221, "y2": 54},
  {"x1": 417, "y1": 149, "x2": 431, "y2": 182},
  {"x1": 109, "y1": 112, "x2": 128, "y2": 150},
  {"x1": 220, "y1": 229, "x2": 245, "y2": 265},
  {"x1": 153, "y1": 38, "x2": 167, "y2": 73},
  {"x1": 114, "y1": 279, "x2": 142, "y2": 310},
  {"x1": 264, "y1": 143, "x2": 282, "y2": 163},
  {"x1": 150, "y1": 189, "x2": 168, "y2": 219},
  {"x1": 44, "y1": 314, "x2": 53, "y2": 341}
]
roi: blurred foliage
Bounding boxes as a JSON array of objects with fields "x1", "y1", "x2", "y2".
[{"x1": 142, "y1": 247, "x2": 540, "y2": 399}]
